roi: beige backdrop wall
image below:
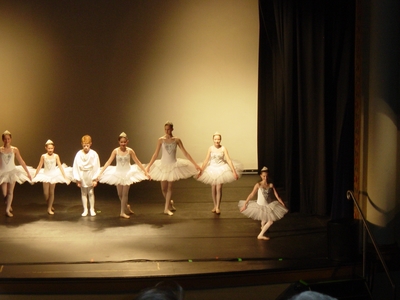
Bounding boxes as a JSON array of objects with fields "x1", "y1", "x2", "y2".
[{"x1": 0, "y1": 0, "x2": 259, "y2": 170}]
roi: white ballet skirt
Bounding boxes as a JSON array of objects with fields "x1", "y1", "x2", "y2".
[
  {"x1": 238, "y1": 187, "x2": 288, "y2": 222},
  {"x1": 99, "y1": 150, "x2": 148, "y2": 186},
  {"x1": 197, "y1": 146, "x2": 243, "y2": 185},
  {"x1": 0, "y1": 151, "x2": 32, "y2": 184},
  {"x1": 32, "y1": 154, "x2": 71, "y2": 184},
  {"x1": 148, "y1": 141, "x2": 198, "y2": 182}
]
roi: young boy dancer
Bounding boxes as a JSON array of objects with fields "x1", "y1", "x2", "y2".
[{"x1": 73, "y1": 135, "x2": 100, "y2": 217}]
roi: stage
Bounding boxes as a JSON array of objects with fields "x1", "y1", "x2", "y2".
[{"x1": 0, "y1": 175, "x2": 362, "y2": 298}]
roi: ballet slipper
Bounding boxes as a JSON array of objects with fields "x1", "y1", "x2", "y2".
[
  {"x1": 257, "y1": 235, "x2": 270, "y2": 240},
  {"x1": 164, "y1": 210, "x2": 174, "y2": 216},
  {"x1": 215, "y1": 208, "x2": 221, "y2": 214},
  {"x1": 126, "y1": 204, "x2": 134, "y2": 214},
  {"x1": 48, "y1": 210, "x2": 54, "y2": 215},
  {"x1": 4, "y1": 200, "x2": 12, "y2": 212},
  {"x1": 45, "y1": 200, "x2": 54, "y2": 210},
  {"x1": 5, "y1": 202, "x2": 13, "y2": 212},
  {"x1": 169, "y1": 200, "x2": 176, "y2": 211},
  {"x1": 81, "y1": 210, "x2": 88, "y2": 217},
  {"x1": 120, "y1": 213, "x2": 130, "y2": 219},
  {"x1": 6, "y1": 211, "x2": 13, "y2": 217},
  {"x1": 211, "y1": 208, "x2": 216, "y2": 213},
  {"x1": 90, "y1": 209, "x2": 96, "y2": 216}
]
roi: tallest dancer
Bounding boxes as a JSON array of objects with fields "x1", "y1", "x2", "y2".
[{"x1": 146, "y1": 121, "x2": 201, "y2": 215}]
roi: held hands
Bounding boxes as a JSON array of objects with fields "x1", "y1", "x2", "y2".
[
  {"x1": 197, "y1": 168, "x2": 203, "y2": 178},
  {"x1": 63, "y1": 176, "x2": 71, "y2": 185},
  {"x1": 28, "y1": 174, "x2": 34, "y2": 185}
]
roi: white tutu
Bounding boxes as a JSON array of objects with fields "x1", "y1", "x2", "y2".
[
  {"x1": 149, "y1": 158, "x2": 198, "y2": 182},
  {"x1": 0, "y1": 151, "x2": 32, "y2": 184},
  {"x1": 0, "y1": 166, "x2": 32, "y2": 184},
  {"x1": 197, "y1": 159, "x2": 243, "y2": 185},
  {"x1": 238, "y1": 200, "x2": 288, "y2": 222},
  {"x1": 32, "y1": 164, "x2": 72, "y2": 184},
  {"x1": 99, "y1": 164, "x2": 147, "y2": 185}
]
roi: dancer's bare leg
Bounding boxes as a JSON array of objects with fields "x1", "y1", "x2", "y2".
[
  {"x1": 258, "y1": 220, "x2": 273, "y2": 240},
  {"x1": 215, "y1": 184, "x2": 222, "y2": 214},
  {"x1": 43, "y1": 183, "x2": 56, "y2": 215},
  {"x1": 3, "y1": 182, "x2": 15, "y2": 217},
  {"x1": 211, "y1": 185, "x2": 217, "y2": 212},
  {"x1": 161, "y1": 181, "x2": 173, "y2": 215},
  {"x1": 117, "y1": 185, "x2": 130, "y2": 219},
  {"x1": 117, "y1": 185, "x2": 134, "y2": 214},
  {"x1": 2, "y1": 182, "x2": 8, "y2": 206}
]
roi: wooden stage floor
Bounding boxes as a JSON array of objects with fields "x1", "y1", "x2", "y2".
[{"x1": 0, "y1": 175, "x2": 360, "y2": 297}]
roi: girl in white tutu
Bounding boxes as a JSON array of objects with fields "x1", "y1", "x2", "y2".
[
  {"x1": 32, "y1": 140, "x2": 71, "y2": 215},
  {"x1": 197, "y1": 132, "x2": 242, "y2": 214},
  {"x1": 97, "y1": 132, "x2": 150, "y2": 219},
  {"x1": 239, "y1": 167, "x2": 288, "y2": 240},
  {"x1": 146, "y1": 121, "x2": 201, "y2": 216},
  {"x1": 0, "y1": 130, "x2": 32, "y2": 217}
]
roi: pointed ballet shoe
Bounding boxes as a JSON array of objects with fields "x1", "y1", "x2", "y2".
[
  {"x1": 126, "y1": 204, "x2": 134, "y2": 214},
  {"x1": 169, "y1": 200, "x2": 176, "y2": 211},
  {"x1": 257, "y1": 236, "x2": 270, "y2": 240},
  {"x1": 6, "y1": 211, "x2": 13, "y2": 217},
  {"x1": 164, "y1": 210, "x2": 174, "y2": 216},
  {"x1": 81, "y1": 210, "x2": 88, "y2": 217},
  {"x1": 48, "y1": 210, "x2": 54, "y2": 215},
  {"x1": 215, "y1": 208, "x2": 221, "y2": 214},
  {"x1": 211, "y1": 208, "x2": 216, "y2": 213},
  {"x1": 120, "y1": 213, "x2": 130, "y2": 219},
  {"x1": 90, "y1": 209, "x2": 96, "y2": 216}
]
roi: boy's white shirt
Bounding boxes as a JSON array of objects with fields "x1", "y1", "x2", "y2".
[{"x1": 72, "y1": 149, "x2": 100, "y2": 187}]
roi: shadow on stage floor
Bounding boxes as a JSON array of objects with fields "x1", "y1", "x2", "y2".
[{"x1": 0, "y1": 175, "x2": 361, "y2": 297}]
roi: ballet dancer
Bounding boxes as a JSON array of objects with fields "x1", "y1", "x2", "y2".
[
  {"x1": 32, "y1": 139, "x2": 71, "y2": 215},
  {"x1": 197, "y1": 132, "x2": 242, "y2": 214},
  {"x1": 97, "y1": 132, "x2": 150, "y2": 219},
  {"x1": 239, "y1": 167, "x2": 288, "y2": 240},
  {"x1": 145, "y1": 121, "x2": 201, "y2": 216},
  {"x1": 72, "y1": 135, "x2": 100, "y2": 217},
  {"x1": 0, "y1": 130, "x2": 32, "y2": 217}
]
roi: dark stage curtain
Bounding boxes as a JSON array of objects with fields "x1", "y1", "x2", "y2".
[{"x1": 258, "y1": 0, "x2": 355, "y2": 217}]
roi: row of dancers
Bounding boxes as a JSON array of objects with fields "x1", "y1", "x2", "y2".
[{"x1": 0, "y1": 122, "x2": 287, "y2": 240}]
